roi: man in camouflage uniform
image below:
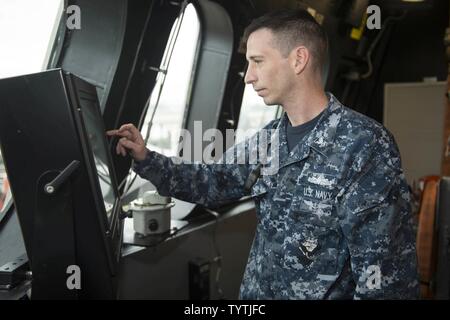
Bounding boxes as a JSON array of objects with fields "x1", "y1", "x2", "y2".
[{"x1": 108, "y1": 9, "x2": 420, "y2": 299}]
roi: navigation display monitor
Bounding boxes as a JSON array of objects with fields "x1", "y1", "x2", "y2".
[
  {"x1": 71, "y1": 77, "x2": 118, "y2": 222},
  {"x1": 81, "y1": 97, "x2": 115, "y2": 219}
]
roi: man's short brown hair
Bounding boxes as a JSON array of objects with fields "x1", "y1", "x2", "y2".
[{"x1": 243, "y1": 9, "x2": 328, "y2": 75}]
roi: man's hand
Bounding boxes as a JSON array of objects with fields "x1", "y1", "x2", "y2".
[{"x1": 106, "y1": 123, "x2": 148, "y2": 162}]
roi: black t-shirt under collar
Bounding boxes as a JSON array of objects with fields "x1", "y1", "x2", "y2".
[{"x1": 286, "y1": 110, "x2": 324, "y2": 153}]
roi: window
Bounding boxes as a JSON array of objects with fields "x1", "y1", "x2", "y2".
[
  {"x1": 0, "y1": 0, "x2": 64, "y2": 79},
  {"x1": 236, "y1": 84, "x2": 282, "y2": 144},
  {"x1": 140, "y1": 4, "x2": 200, "y2": 156},
  {"x1": 0, "y1": 0, "x2": 64, "y2": 213},
  {"x1": 0, "y1": 149, "x2": 9, "y2": 212}
]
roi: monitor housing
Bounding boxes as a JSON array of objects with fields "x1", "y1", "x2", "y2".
[{"x1": 0, "y1": 69, "x2": 123, "y2": 299}]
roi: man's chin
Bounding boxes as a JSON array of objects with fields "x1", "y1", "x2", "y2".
[{"x1": 262, "y1": 97, "x2": 278, "y2": 106}]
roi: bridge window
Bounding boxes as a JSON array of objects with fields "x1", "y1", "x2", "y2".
[
  {"x1": 0, "y1": 0, "x2": 64, "y2": 79},
  {"x1": 140, "y1": 4, "x2": 200, "y2": 156}
]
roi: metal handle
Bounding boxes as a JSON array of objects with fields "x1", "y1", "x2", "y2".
[{"x1": 44, "y1": 160, "x2": 80, "y2": 194}]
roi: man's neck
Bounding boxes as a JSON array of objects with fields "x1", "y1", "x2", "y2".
[{"x1": 283, "y1": 88, "x2": 329, "y2": 127}]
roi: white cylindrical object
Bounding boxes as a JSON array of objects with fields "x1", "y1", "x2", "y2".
[{"x1": 130, "y1": 191, "x2": 175, "y2": 236}]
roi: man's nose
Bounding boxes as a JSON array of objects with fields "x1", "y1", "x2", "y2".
[{"x1": 244, "y1": 67, "x2": 256, "y2": 84}]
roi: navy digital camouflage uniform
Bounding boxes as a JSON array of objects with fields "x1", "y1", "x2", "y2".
[{"x1": 133, "y1": 93, "x2": 420, "y2": 299}]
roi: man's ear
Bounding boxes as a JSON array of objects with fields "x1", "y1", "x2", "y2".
[{"x1": 292, "y1": 46, "x2": 309, "y2": 74}]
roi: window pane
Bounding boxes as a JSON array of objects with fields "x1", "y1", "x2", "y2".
[
  {"x1": 0, "y1": 0, "x2": 63, "y2": 79},
  {"x1": 141, "y1": 4, "x2": 200, "y2": 156},
  {"x1": 236, "y1": 84, "x2": 281, "y2": 144},
  {"x1": 0, "y1": 0, "x2": 63, "y2": 213}
]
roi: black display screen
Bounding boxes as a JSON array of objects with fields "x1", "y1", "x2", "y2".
[{"x1": 76, "y1": 86, "x2": 117, "y2": 222}]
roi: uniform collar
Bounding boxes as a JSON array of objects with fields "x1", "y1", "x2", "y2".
[
  {"x1": 304, "y1": 92, "x2": 343, "y2": 156},
  {"x1": 273, "y1": 92, "x2": 343, "y2": 168}
]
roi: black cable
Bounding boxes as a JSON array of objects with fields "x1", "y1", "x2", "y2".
[{"x1": 360, "y1": 11, "x2": 407, "y2": 79}]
